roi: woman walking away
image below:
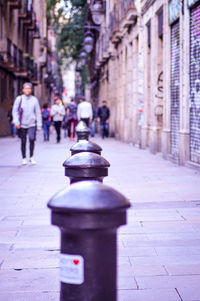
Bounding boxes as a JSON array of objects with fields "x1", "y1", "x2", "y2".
[
  {"x1": 67, "y1": 98, "x2": 77, "y2": 141},
  {"x1": 41, "y1": 103, "x2": 51, "y2": 141},
  {"x1": 51, "y1": 96, "x2": 65, "y2": 143},
  {"x1": 12, "y1": 82, "x2": 42, "y2": 165}
]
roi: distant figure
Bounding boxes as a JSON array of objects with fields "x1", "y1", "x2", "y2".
[
  {"x1": 97, "y1": 100, "x2": 110, "y2": 139},
  {"x1": 77, "y1": 96, "x2": 93, "y2": 127},
  {"x1": 12, "y1": 82, "x2": 42, "y2": 165},
  {"x1": 7, "y1": 105, "x2": 16, "y2": 137},
  {"x1": 62, "y1": 107, "x2": 68, "y2": 138},
  {"x1": 91, "y1": 104, "x2": 98, "y2": 137},
  {"x1": 67, "y1": 98, "x2": 77, "y2": 141},
  {"x1": 41, "y1": 103, "x2": 51, "y2": 141},
  {"x1": 51, "y1": 96, "x2": 65, "y2": 143}
]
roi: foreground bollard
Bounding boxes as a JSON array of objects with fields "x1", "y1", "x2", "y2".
[
  {"x1": 70, "y1": 139, "x2": 102, "y2": 156},
  {"x1": 48, "y1": 180, "x2": 130, "y2": 301},
  {"x1": 76, "y1": 121, "x2": 91, "y2": 141},
  {"x1": 63, "y1": 152, "x2": 110, "y2": 183}
]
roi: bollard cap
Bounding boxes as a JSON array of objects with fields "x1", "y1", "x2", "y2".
[
  {"x1": 63, "y1": 152, "x2": 109, "y2": 169},
  {"x1": 76, "y1": 121, "x2": 90, "y2": 134},
  {"x1": 48, "y1": 181, "x2": 130, "y2": 213},
  {"x1": 70, "y1": 140, "x2": 102, "y2": 155}
]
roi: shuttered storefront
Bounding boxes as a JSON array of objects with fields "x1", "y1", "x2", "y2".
[
  {"x1": 190, "y1": 3, "x2": 200, "y2": 163},
  {"x1": 170, "y1": 21, "x2": 180, "y2": 159}
]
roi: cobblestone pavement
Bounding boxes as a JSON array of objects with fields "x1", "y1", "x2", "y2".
[{"x1": 0, "y1": 132, "x2": 200, "y2": 301}]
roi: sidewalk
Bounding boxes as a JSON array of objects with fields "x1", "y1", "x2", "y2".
[{"x1": 0, "y1": 133, "x2": 200, "y2": 301}]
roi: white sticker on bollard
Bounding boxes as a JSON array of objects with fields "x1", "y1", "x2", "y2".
[{"x1": 60, "y1": 253, "x2": 84, "y2": 285}]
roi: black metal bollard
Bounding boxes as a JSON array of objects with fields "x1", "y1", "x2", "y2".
[
  {"x1": 70, "y1": 139, "x2": 102, "y2": 156},
  {"x1": 76, "y1": 121, "x2": 91, "y2": 141},
  {"x1": 47, "y1": 180, "x2": 130, "y2": 301},
  {"x1": 63, "y1": 152, "x2": 110, "y2": 184}
]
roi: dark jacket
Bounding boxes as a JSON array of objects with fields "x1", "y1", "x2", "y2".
[{"x1": 98, "y1": 106, "x2": 110, "y2": 122}]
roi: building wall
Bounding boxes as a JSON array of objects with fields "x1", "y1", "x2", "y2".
[
  {"x1": 0, "y1": 0, "x2": 48, "y2": 136},
  {"x1": 91, "y1": 0, "x2": 200, "y2": 167}
]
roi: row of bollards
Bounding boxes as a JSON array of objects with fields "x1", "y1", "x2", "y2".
[{"x1": 47, "y1": 121, "x2": 131, "y2": 301}]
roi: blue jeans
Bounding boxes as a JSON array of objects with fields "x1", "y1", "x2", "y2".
[
  {"x1": 91, "y1": 120, "x2": 96, "y2": 137},
  {"x1": 100, "y1": 121, "x2": 109, "y2": 138},
  {"x1": 10, "y1": 123, "x2": 16, "y2": 136},
  {"x1": 43, "y1": 121, "x2": 50, "y2": 141}
]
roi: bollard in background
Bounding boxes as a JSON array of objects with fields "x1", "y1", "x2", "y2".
[
  {"x1": 70, "y1": 140, "x2": 102, "y2": 156},
  {"x1": 76, "y1": 121, "x2": 91, "y2": 141},
  {"x1": 63, "y1": 152, "x2": 110, "y2": 184},
  {"x1": 48, "y1": 180, "x2": 130, "y2": 301}
]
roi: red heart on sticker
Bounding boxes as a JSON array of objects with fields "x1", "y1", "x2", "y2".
[{"x1": 73, "y1": 259, "x2": 79, "y2": 265}]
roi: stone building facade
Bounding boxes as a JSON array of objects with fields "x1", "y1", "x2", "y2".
[
  {"x1": 88, "y1": 0, "x2": 200, "y2": 167},
  {"x1": 0, "y1": 0, "x2": 48, "y2": 136}
]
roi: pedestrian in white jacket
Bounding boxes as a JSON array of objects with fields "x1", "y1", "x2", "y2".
[
  {"x1": 12, "y1": 82, "x2": 42, "y2": 165},
  {"x1": 77, "y1": 96, "x2": 93, "y2": 127},
  {"x1": 51, "y1": 97, "x2": 65, "y2": 143}
]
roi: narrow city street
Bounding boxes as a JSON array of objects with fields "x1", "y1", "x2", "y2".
[{"x1": 0, "y1": 133, "x2": 200, "y2": 301}]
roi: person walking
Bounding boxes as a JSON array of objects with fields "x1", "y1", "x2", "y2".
[
  {"x1": 91, "y1": 104, "x2": 98, "y2": 137},
  {"x1": 62, "y1": 107, "x2": 68, "y2": 138},
  {"x1": 12, "y1": 82, "x2": 42, "y2": 165},
  {"x1": 51, "y1": 96, "x2": 65, "y2": 143},
  {"x1": 97, "y1": 100, "x2": 110, "y2": 139},
  {"x1": 77, "y1": 96, "x2": 93, "y2": 127},
  {"x1": 7, "y1": 105, "x2": 16, "y2": 137},
  {"x1": 67, "y1": 98, "x2": 77, "y2": 141},
  {"x1": 41, "y1": 103, "x2": 51, "y2": 141}
]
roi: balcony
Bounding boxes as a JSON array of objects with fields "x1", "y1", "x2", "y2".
[
  {"x1": 119, "y1": 0, "x2": 137, "y2": 32},
  {"x1": 8, "y1": 0, "x2": 22, "y2": 9},
  {"x1": 109, "y1": 5, "x2": 122, "y2": 44},
  {"x1": 19, "y1": 49, "x2": 25, "y2": 70},
  {"x1": 32, "y1": 63, "x2": 39, "y2": 85},
  {"x1": 109, "y1": 1, "x2": 138, "y2": 43},
  {"x1": 27, "y1": 12, "x2": 37, "y2": 31},
  {"x1": 0, "y1": 38, "x2": 14, "y2": 68},
  {"x1": 33, "y1": 24, "x2": 40, "y2": 39},
  {"x1": 18, "y1": 0, "x2": 30, "y2": 19}
]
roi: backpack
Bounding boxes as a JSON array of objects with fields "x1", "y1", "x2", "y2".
[{"x1": 42, "y1": 109, "x2": 50, "y2": 121}]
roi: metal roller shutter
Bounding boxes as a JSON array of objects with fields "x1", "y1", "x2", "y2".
[
  {"x1": 170, "y1": 21, "x2": 180, "y2": 160},
  {"x1": 190, "y1": 4, "x2": 200, "y2": 163}
]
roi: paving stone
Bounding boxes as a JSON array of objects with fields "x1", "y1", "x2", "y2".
[
  {"x1": 118, "y1": 276, "x2": 138, "y2": 289},
  {"x1": 165, "y1": 264, "x2": 200, "y2": 275},
  {"x1": 1, "y1": 249, "x2": 59, "y2": 269},
  {"x1": 177, "y1": 286, "x2": 200, "y2": 301},
  {"x1": 130, "y1": 254, "x2": 200, "y2": 265},
  {"x1": 132, "y1": 264, "x2": 168, "y2": 276},
  {"x1": 1, "y1": 135, "x2": 200, "y2": 299},
  {"x1": 118, "y1": 288, "x2": 181, "y2": 301},
  {"x1": 135, "y1": 275, "x2": 200, "y2": 289},
  {"x1": 0, "y1": 292, "x2": 59, "y2": 301},
  {"x1": 155, "y1": 246, "x2": 200, "y2": 256},
  {"x1": 142, "y1": 221, "x2": 196, "y2": 233},
  {"x1": 0, "y1": 268, "x2": 59, "y2": 292}
]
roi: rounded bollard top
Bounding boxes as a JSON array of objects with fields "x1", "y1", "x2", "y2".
[
  {"x1": 76, "y1": 121, "x2": 90, "y2": 134},
  {"x1": 63, "y1": 152, "x2": 110, "y2": 169},
  {"x1": 70, "y1": 140, "x2": 102, "y2": 153},
  {"x1": 48, "y1": 180, "x2": 130, "y2": 213}
]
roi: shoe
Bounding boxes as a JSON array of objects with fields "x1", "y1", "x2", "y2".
[
  {"x1": 22, "y1": 158, "x2": 28, "y2": 165},
  {"x1": 29, "y1": 157, "x2": 37, "y2": 165}
]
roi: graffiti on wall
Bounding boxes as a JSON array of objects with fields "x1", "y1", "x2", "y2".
[
  {"x1": 155, "y1": 71, "x2": 163, "y2": 100},
  {"x1": 169, "y1": 0, "x2": 180, "y2": 24}
]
